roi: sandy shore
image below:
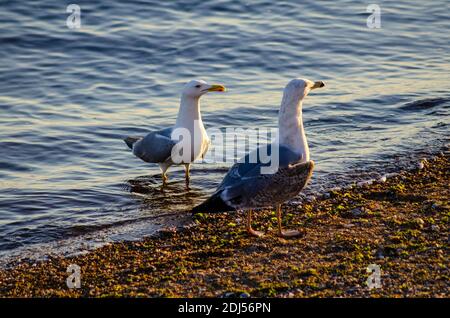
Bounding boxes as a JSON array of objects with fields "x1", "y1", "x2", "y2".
[{"x1": 0, "y1": 154, "x2": 448, "y2": 297}]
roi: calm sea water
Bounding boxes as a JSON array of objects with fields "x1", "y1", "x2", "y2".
[{"x1": 0, "y1": 0, "x2": 449, "y2": 263}]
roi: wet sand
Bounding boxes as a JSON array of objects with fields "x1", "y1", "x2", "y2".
[{"x1": 0, "y1": 154, "x2": 448, "y2": 297}]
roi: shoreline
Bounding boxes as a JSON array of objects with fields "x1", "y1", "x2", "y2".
[{"x1": 0, "y1": 153, "x2": 448, "y2": 297}]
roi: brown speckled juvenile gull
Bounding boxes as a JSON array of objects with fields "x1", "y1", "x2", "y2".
[{"x1": 192, "y1": 78, "x2": 325, "y2": 238}]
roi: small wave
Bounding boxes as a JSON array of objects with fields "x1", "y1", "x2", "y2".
[
  {"x1": 399, "y1": 97, "x2": 450, "y2": 111},
  {"x1": 0, "y1": 211, "x2": 192, "y2": 269}
]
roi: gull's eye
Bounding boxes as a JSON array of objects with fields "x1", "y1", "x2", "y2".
[{"x1": 195, "y1": 84, "x2": 201, "y2": 88}]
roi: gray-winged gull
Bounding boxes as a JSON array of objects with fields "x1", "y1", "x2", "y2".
[
  {"x1": 124, "y1": 80, "x2": 226, "y2": 186},
  {"x1": 192, "y1": 78, "x2": 325, "y2": 238}
]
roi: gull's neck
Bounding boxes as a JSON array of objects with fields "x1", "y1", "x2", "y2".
[
  {"x1": 278, "y1": 93, "x2": 309, "y2": 162},
  {"x1": 175, "y1": 94, "x2": 203, "y2": 129}
]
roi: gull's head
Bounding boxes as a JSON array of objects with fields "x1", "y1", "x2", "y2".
[
  {"x1": 283, "y1": 78, "x2": 325, "y2": 101},
  {"x1": 182, "y1": 80, "x2": 226, "y2": 98}
]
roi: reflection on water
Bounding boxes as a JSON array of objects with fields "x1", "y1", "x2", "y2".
[{"x1": 127, "y1": 173, "x2": 208, "y2": 212}]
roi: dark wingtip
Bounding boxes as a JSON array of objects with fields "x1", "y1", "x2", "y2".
[
  {"x1": 191, "y1": 202, "x2": 211, "y2": 215},
  {"x1": 191, "y1": 205, "x2": 202, "y2": 215},
  {"x1": 191, "y1": 194, "x2": 234, "y2": 215},
  {"x1": 124, "y1": 136, "x2": 139, "y2": 149}
]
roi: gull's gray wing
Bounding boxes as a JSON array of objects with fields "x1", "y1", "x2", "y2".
[
  {"x1": 217, "y1": 144, "x2": 302, "y2": 189},
  {"x1": 192, "y1": 144, "x2": 313, "y2": 213},
  {"x1": 131, "y1": 127, "x2": 176, "y2": 163},
  {"x1": 231, "y1": 159, "x2": 314, "y2": 209}
]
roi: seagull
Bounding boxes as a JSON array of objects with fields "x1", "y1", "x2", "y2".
[
  {"x1": 191, "y1": 78, "x2": 325, "y2": 238},
  {"x1": 124, "y1": 80, "x2": 226, "y2": 186}
]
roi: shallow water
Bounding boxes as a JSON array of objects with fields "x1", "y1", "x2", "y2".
[{"x1": 0, "y1": 0, "x2": 449, "y2": 262}]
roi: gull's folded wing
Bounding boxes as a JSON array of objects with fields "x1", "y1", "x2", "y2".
[
  {"x1": 131, "y1": 128, "x2": 176, "y2": 163},
  {"x1": 192, "y1": 144, "x2": 313, "y2": 213}
]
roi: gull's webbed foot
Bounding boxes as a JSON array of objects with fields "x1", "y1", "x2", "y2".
[
  {"x1": 278, "y1": 229, "x2": 302, "y2": 238},
  {"x1": 247, "y1": 228, "x2": 265, "y2": 238}
]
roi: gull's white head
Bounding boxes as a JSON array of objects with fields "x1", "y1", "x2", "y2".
[
  {"x1": 282, "y1": 78, "x2": 325, "y2": 105},
  {"x1": 278, "y1": 78, "x2": 325, "y2": 160},
  {"x1": 182, "y1": 79, "x2": 226, "y2": 99}
]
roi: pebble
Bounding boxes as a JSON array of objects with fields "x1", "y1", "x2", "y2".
[
  {"x1": 431, "y1": 203, "x2": 440, "y2": 210},
  {"x1": 356, "y1": 179, "x2": 373, "y2": 187},
  {"x1": 418, "y1": 158, "x2": 428, "y2": 170},
  {"x1": 414, "y1": 218, "x2": 425, "y2": 229},
  {"x1": 376, "y1": 249, "x2": 385, "y2": 259},
  {"x1": 351, "y1": 208, "x2": 363, "y2": 217}
]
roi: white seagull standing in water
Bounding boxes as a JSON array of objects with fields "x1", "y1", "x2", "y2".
[
  {"x1": 124, "y1": 80, "x2": 226, "y2": 186},
  {"x1": 192, "y1": 78, "x2": 325, "y2": 238}
]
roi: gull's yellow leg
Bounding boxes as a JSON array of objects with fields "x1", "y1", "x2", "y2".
[
  {"x1": 162, "y1": 172, "x2": 168, "y2": 186},
  {"x1": 277, "y1": 204, "x2": 301, "y2": 238},
  {"x1": 159, "y1": 163, "x2": 171, "y2": 187},
  {"x1": 246, "y1": 209, "x2": 264, "y2": 237},
  {"x1": 184, "y1": 163, "x2": 191, "y2": 188}
]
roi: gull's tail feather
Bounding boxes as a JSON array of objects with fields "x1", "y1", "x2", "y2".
[
  {"x1": 191, "y1": 192, "x2": 234, "y2": 214},
  {"x1": 124, "y1": 136, "x2": 141, "y2": 150}
]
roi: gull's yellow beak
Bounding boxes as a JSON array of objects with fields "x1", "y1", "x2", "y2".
[
  {"x1": 311, "y1": 81, "x2": 325, "y2": 90},
  {"x1": 207, "y1": 84, "x2": 226, "y2": 92}
]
